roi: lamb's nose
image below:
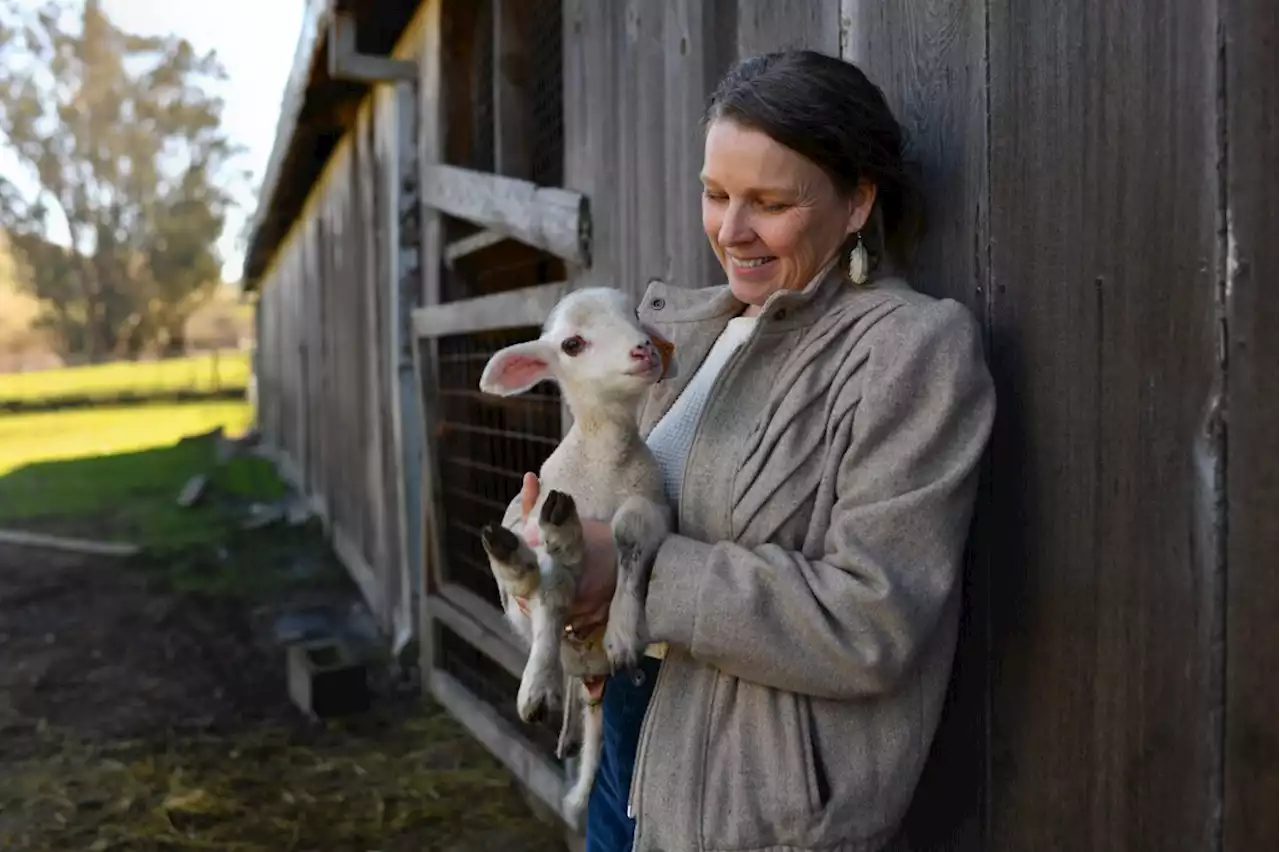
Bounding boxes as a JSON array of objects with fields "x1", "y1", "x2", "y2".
[{"x1": 629, "y1": 343, "x2": 653, "y2": 361}]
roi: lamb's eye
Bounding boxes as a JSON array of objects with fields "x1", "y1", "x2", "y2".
[{"x1": 560, "y1": 335, "x2": 585, "y2": 356}]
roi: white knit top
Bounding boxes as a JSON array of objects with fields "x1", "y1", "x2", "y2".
[
  {"x1": 646, "y1": 315, "x2": 758, "y2": 509},
  {"x1": 643, "y1": 315, "x2": 757, "y2": 659}
]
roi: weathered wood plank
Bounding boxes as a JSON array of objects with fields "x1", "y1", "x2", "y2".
[
  {"x1": 328, "y1": 11, "x2": 417, "y2": 83},
  {"x1": 334, "y1": 146, "x2": 359, "y2": 560},
  {"x1": 443, "y1": 229, "x2": 511, "y2": 268},
  {"x1": 368, "y1": 85, "x2": 407, "y2": 648},
  {"x1": 415, "y1": 0, "x2": 446, "y2": 680},
  {"x1": 412, "y1": 280, "x2": 574, "y2": 339},
  {"x1": 358, "y1": 99, "x2": 390, "y2": 626},
  {"x1": 493, "y1": 0, "x2": 535, "y2": 178},
  {"x1": 421, "y1": 163, "x2": 590, "y2": 265},
  {"x1": 987, "y1": 0, "x2": 1221, "y2": 848},
  {"x1": 841, "y1": 2, "x2": 990, "y2": 848},
  {"x1": 429, "y1": 669, "x2": 567, "y2": 820},
  {"x1": 628, "y1": 1, "x2": 666, "y2": 296},
  {"x1": 331, "y1": 523, "x2": 386, "y2": 626},
  {"x1": 385, "y1": 79, "x2": 423, "y2": 657},
  {"x1": 305, "y1": 215, "x2": 324, "y2": 503},
  {"x1": 662, "y1": 0, "x2": 735, "y2": 292},
  {"x1": 561, "y1": 0, "x2": 619, "y2": 290},
  {"x1": 0, "y1": 528, "x2": 140, "y2": 558},
  {"x1": 1222, "y1": 0, "x2": 1278, "y2": 848},
  {"x1": 427, "y1": 590, "x2": 526, "y2": 680},
  {"x1": 413, "y1": 335, "x2": 449, "y2": 595},
  {"x1": 736, "y1": 0, "x2": 840, "y2": 58}
]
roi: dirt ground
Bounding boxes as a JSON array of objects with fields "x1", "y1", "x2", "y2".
[{"x1": 0, "y1": 541, "x2": 567, "y2": 851}]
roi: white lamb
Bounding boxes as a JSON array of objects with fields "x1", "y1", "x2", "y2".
[{"x1": 476, "y1": 287, "x2": 675, "y2": 826}]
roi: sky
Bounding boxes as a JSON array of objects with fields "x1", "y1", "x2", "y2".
[{"x1": 0, "y1": 0, "x2": 307, "y2": 283}]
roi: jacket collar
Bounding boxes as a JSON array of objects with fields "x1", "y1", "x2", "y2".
[
  {"x1": 635, "y1": 259, "x2": 912, "y2": 436},
  {"x1": 639, "y1": 255, "x2": 910, "y2": 334}
]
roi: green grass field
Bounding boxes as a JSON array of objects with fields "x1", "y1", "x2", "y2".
[
  {"x1": 0, "y1": 349, "x2": 251, "y2": 404},
  {"x1": 0, "y1": 400, "x2": 264, "y2": 552}
]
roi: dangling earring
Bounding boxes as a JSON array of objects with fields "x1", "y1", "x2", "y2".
[{"x1": 847, "y1": 233, "x2": 869, "y2": 285}]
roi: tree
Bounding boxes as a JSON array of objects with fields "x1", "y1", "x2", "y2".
[{"x1": 0, "y1": 0, "x2": 245, "y2": 358}]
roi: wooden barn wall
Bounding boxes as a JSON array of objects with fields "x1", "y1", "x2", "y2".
[
  {"x1": 984, "y1": 0, "x2": 1225, "y2": 846},
  {"x1": 1221, "y1": 0, "x2": 1277, "y2": 847},
  {"x1": 254, "y1": 12, "x2": 427, "y2": 646},
  {"x1": 405, "y1": 0, "x2": 1274, "y2": 846}
]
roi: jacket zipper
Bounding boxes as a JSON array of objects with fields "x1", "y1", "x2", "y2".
[{"x1": 626, "y1": 319, "x2": 762, "y2": 837}]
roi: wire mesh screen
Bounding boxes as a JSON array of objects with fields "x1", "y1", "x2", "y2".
[
  {"x1": 434, "y1": 327, "x2": 562, "y2": 605},
  {"x1": 529, "y1": 0, "x2": 563, "y2": 187},
  {"x1": 439, "y1": 625, "x2": 562, "y2": 756}
]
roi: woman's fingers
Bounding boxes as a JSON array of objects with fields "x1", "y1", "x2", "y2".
[
  {"x1": 519, "y1": 472, "x2": 539, "y2": 522},
  {"x1": 567, "y1": 597, "x2": 612, "y2": 636}
]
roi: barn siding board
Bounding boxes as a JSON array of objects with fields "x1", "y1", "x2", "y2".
[
  {"x1": 987, "y1": 0, "x2": 1222, "y2": 849},
  {"x1": 563, "y1": 0, "x2": 735, "y2": 296},
  {"x1": 736, "y1": 0, "x2": 840, "y2": 57},
  {"x1": 413, "y1": 0, "x2": 451, "y2": 688},
  {"x1": 359, "y1": 99, "x2": 388, "y2": 592},
  {"x1": 662, "y1": 0, "x2": 736, "y2": 292},
  {"x1": 305, "y1": 215, "x2": 323, "y2": 497},
  {"x1": 841, "y1": 1, "x2": 991, "y2": 848},
  {"x1": 1222, "y1": 0, "x2": 1278, "y2": 849},
  {"x1": 561, "y1": 0, "x2": 620, "y2": 289},
  {"x1": 624, "y1": 0, "x2": 666, "y2": 296}
]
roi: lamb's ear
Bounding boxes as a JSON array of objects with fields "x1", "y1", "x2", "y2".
[
  {"x1": 644, "y1": 325, "x2": 679, "y2": 381},
  {"x1": 479, "y1": 340, "x2": 558, "y2": 396}
]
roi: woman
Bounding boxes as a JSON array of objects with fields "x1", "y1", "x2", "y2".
[{"x1": 512, "y1": 50, "x2": 995, "y2": 851}]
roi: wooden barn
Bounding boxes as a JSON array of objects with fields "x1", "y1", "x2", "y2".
[{"x1": 241, "y1": 0, "x2": 1276, "y2": 848}]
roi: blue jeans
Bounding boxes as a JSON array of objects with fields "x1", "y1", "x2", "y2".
[{"x1": 584, "y1": 655, "x2": 662, "y2": 852}]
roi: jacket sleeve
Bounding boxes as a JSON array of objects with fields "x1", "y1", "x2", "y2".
[{"x1": 643, "y1": 301, "x2": 996, "y2": 700}]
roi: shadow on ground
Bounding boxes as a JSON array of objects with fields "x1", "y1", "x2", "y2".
[{"x1": 0, "y1": 430, "x2": 565, "y2": 851}]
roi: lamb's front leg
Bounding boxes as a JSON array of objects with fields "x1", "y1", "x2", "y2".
[
  {"x1": 480, "y1": 523, "x2": 559, "y2": 722},
  {"x1": 501, "y1": 490, "x2": 582, "y2": 724},
  {"x1": 479, "y1": 523, "x2": 539, "y2": 644},
  {"x1": 604, "y1": 496, "x2": 670, "y2": 672}
]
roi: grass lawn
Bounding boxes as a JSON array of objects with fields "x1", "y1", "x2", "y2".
[
  {"x1": 0, "y1": 402, "x2": 567, "y2": 852},
  {"x1": 0, "y1": 349, "x2": 251, "y2": 404},
  {"x1": 0, "y1": 400, "x2": 266, "y2": 553}
]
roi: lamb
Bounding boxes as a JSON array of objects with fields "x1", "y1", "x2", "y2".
[{"x1": 475, "y1": 286, "x2": 675, "y2": 826}]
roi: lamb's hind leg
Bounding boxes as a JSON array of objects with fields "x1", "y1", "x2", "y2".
[
  {"x1": 562, "y1": 684, "x2": 604, "y2": 831},
  {"x1": 604, "y1": 496, "x2": 670, "y2": 672}
]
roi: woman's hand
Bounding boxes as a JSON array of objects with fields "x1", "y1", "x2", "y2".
[{"x1": 512, "y1": 473, "x2": 618, "y2": 635}]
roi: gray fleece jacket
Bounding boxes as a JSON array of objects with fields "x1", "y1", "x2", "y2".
[{"x1": 621, "y1": 264, "x2": 996, "y2": 851}]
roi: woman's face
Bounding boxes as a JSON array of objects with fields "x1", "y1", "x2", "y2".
[{"x1": 700, "y1": 119, "x2": 874, "y2": 309}]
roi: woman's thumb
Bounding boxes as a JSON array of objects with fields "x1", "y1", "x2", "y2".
[{"x1": 520, "y1": 472, "x2": 539, "y2": 520}]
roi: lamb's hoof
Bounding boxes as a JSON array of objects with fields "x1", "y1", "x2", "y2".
[
  {"x1": 517, "y1": 672, "x2": 558, "y2": 724},
  {"x1": 480, "y1": 523, "x2": 520, "y2": 562},
  {"x1": 525, "y1": 700, "x2": 547, "y2": 725},
  {"x1": 604, "y1": 624, "x2": 643, "y2": 673},
  {"x1": 604, "y1": 637, "x2": 641, "y2": 675},
  {"x1": 540, "y1": 489, "x2": 576, "y2": 527},
  {"x1": 562, "y1": 789, "x2": 589, "y2": 832},
  {"x1": 604, "y1": 599, "x2": 645, "y2": 673}
]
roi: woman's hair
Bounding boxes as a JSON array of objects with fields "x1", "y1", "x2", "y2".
[{"x1": 703, "y1": 50, "x2": 924, "y2": 275}]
